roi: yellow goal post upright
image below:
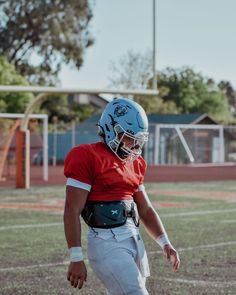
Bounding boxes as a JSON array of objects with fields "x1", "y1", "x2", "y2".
[
  {"x1": 0, "y1": 117, "x2": 20, "y2": 181},
  {"x1": 0, "y1": 85, "x2": 158, "y2": 189}
]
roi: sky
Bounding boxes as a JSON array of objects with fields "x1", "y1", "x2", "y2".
[{"x1": 59, "y1": 0, "x2": 236, "y2": 89}]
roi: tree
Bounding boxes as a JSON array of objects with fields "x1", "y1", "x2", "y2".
[
  {"x1": 0, "y1": 55, "x2": 32, "y2": 113},
  {"x1": 109, "y1": 50, "x2": 153, "y2": 89},
  {"x1": 109, "y1": 50, "x2": 178, "y2": 114},
  {"x1": 109, "y1": 50, "x2": 235, "y2": 121},
  {"x1": 218, "y1": 81, "x2": 236, "y2": 114},
  {"x1": 158, "y1": 67, "x2": 232, "y2": 122},
  {"x1": 40, "y1": 95, "x2": 95, "y2": 126},
  {"x1": 0, "y1": 0, "x2": 93, "y2": 84}
]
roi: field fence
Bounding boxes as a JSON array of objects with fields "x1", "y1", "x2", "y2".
[{"x1": 145, "y1": 124, "x2": 236, "y2": 165}]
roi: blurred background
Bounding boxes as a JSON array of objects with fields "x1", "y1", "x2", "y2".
[{"x1": 0, "y1": 2, "x2": 236, "y2": 295}]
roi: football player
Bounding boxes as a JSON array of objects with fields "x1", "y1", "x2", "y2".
[{"x1": 64, "y1": 97, "x2": 180, "y2": 294}]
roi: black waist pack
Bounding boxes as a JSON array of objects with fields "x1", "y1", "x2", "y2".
[{"x1": 81, "y1": 201, "x2": 139, "y2": 229}]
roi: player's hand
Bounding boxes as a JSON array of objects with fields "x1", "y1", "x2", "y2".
[
  {"x1": 163, "y1": 244, "x2": 180, "y2": 272},
  {"x1": 67, "y1": 261, "x2": 87, "y2": 289}
]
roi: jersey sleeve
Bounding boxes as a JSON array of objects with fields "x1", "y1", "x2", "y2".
[{"x1": 64, "y1": 145, "x2": 94, "y2": 191}]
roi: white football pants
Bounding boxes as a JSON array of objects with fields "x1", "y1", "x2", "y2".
[{"x1": 87, "y1": 235, "x2": 150, "y2": 295}]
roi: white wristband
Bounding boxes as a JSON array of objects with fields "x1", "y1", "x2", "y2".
[
  {"x1": 69, "y1": 247, "x2": 83, "y2": 262},
  {"x1": 156, "y1": 234, "x2": 171, "y2": 249}
]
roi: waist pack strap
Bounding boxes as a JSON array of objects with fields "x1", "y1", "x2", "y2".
[{"x1": 124, "y1": 202, "x2": 139, "y2": 226}]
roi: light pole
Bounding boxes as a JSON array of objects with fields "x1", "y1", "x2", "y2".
[{"x1": 152, "y1": 0, "x2": 157, "y2": 90}]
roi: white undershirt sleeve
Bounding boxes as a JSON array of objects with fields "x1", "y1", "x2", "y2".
[
  {"x1": 138, "y1": 184, "x2": 145, "y2": 192},
  {"x1": 66, "y1": 178, "x2": 92, "y2": 191}
]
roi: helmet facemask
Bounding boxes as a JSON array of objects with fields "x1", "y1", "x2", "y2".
[{"x1": 108, "y1": 124, "x2": 148, "y2": 161}]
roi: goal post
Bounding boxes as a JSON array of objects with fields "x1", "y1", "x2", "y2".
[{"x1": 16, "y1": 129, "x2": 30, "y2": 188}]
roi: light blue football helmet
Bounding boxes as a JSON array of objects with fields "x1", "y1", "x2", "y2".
[{"x1": 98, "y1": 97, "x2": 149, "y2": 161}]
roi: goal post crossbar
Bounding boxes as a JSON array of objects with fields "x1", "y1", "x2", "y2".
[
  {"x1": 0, "y1": 85, "x2": 158, "y2": 131},
  {"x1": 0, "y1": 85, "x2": 159, "y2": 96}
]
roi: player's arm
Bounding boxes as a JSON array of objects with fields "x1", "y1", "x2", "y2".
[
  {"x1": 64, "y1": 185, "x2": 89, "y2": 289},
  {"x1": 134, "y1": 188, "x2": 180, "y2": 272}
]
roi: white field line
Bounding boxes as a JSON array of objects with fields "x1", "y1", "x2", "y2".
[
  {"x1": 160, "y1": 208, "x2": 236, "y2": 217},
  {"x1": 0, "y1": 262, "x2": 68, "y2": 272},
  {"x1": 159, "y1": 277, "x2": 236, "y2": 287},
  {"x1": 1, "y1": 208, "x2": 236, "y2": 231},
  {"x1": 1, "y1": 240, "x2": 236, "y2": 273}
]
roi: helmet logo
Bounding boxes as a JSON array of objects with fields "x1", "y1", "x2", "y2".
[{"x1": 114, "y1": 105, "x2": 128, "y2": 118}]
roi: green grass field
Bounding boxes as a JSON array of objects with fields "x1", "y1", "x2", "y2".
[{"x1": 0, "y1": 181, "x2": 236, "y2": 295}]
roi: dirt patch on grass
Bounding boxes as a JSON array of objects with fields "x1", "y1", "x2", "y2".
[{"x1": 152, "y1": 201, "x2": 194, "y2": 209}]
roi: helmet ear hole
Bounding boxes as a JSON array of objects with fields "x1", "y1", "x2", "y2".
[{"x1": 97, "y1": 126, "x2": 105, "y2": 139}]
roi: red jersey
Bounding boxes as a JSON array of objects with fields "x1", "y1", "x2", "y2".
[{"x1": 64, "y1": 142, "x2": 147, "y2": 201}]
